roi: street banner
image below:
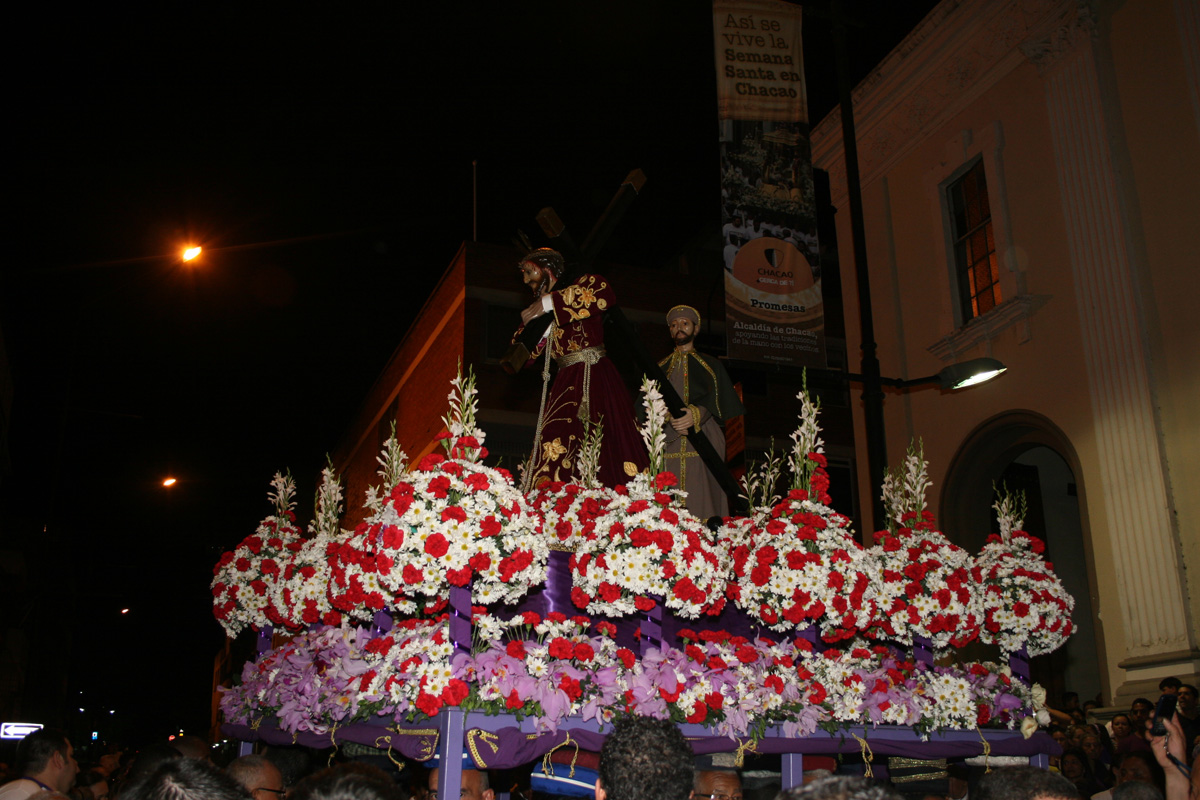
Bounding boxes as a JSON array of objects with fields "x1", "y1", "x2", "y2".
[{"x1": 713, "y1": 0, "x2": 826, "y2": 367}]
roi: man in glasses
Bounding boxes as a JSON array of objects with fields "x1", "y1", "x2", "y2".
[{"x1": 693, "y1": 754, "x2": 743, "y2": 800}]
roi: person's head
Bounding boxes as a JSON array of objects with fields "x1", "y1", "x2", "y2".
[
  {"x1": 428, "y1": 767, "x2": 492, "y2": 800},
  {"x1": 263, "y1": 747, "x2": 312, "y2": 795},
  {"x1": 519, "y1": 248, "x2": 564, "y2": 296},
  {"x1": 292, "y1": 762, "x2": 399, "y2": 800},
  {"x1": 1112, "y1": 714, "x2": 1133, "y2": 738},
  {"x1": 1052, "y1": 728, "x2": 1069, "y2": 748},
  {"x1": 1110, "y1": 783, "x2": 1164, "y2": 800},
  {"x1": 1129, "y1": 698, "x2": 1155, "y2": 728},
  {"x1": 1081, "y1": 733, "x2": 1104, "y2": 761},
  {"x1": 1114, "y1": 751, "x2": 1164, "y2": 794},
  {"x1": 1063, "y1": 692, "x2": 1080, "y2": 710},
  {"x1": 973, "y1": 765, "x2": 1080, "y2": 800},
  {"x1": 15, "y1": 728, "x2": 78, "y2": 792},
  {"x1": 1157, "y1": 677, "x2": 1181, "y2": 695},
  {"x1": 775, "y1": 774, "x2": 902, "y2": 800},
  {"x1": 228, "y1": 754, "x2": 286, "y2": 800},
  {"x1": 123, "y1": 743, "x2": 185, "y2": 788},
  {"x1": 694, "y1": 769, "x2": 742, "y2": 800},
  {"x1": 1067, "y1": 725, "x2": 1088, "y2": 747},
  {"x1": 596, "y1": 716, "x2": 693, "y2": 800},
  {"x1": 666, "y1": 305, "x2": 700, "y2": 351},
  {"x1": 1059, "y1": 748, "x2": 1092, "y2": 783},
  {"x1": 120, "y1": 757, "x2": 253, "y2": 800},
  {"x1": 1176, "y1": 683, "x2": 1197, "y2": 714},
  {"x1": 170, "y1": 735, "x2": 212, "y2": 762}
]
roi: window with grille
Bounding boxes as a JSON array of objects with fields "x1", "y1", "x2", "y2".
[{"x1": 947, "y1": 159, "x2": 1000, "y2": 321}]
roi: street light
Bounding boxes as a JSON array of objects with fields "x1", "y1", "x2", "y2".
[
  {"x1": 840, "y1": 357, "x2": 1008, "y2": 391},
  {"x1": 181, "y1": 246, "x2": 202, "y2": 262},
  {"x1": 162, "y1": 477, "x2": 177, "y2": 487}
]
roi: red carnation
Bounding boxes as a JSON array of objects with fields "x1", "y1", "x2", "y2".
[{"x1": 424, "y1": 534, "x2": 450, "y2": 557}]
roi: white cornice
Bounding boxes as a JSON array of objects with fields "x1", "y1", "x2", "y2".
[{"x1": 811, "y1": 0, "x2": 1086, "y2": 206}]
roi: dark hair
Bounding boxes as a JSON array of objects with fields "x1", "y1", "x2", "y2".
[
  {"x1": 1180, "y1": 683, "x2": 1197, "y2": 695},
  {"x1": 1112, "y1": 782, "x2": 1166, "y2": 800},
  {"x1": 598, "y1": 717, "x2": 693, "y2": 800},
  {"x1": 974, "y1": 765, "x2": 1081, "y2": 800},
  {"x1": 16, "y1": 728, "x2": 70, "y2": 775},
  {"x1": 121, "y1": 743, "x2": 184, "y2": 788},
  {"x1": 263, "y1": 746, "x2": 313, "y2": 789},
  {"x1": 1130, "y1": 698, "x2": 1154, "y2": 712},
  {"x1": 1158, "y1": 677, "x2": 1181, "y2": 691},
  {"x1": 775, "y1": 775, "x2": 902, "y2": 800},
  {"x1": 120, "y1": 757, "x2": 253, "y2": 800},
  {"x1": 1060, "y1": 746, "x2": 1098, "y2": 792},
  {"x1": 169, "y1": 735, "x2": 211, "y2": 761},
  {"x1": 289, "y1": 762, "x2": 401, "y2": 800},
  {"x1": 520, "y1": 248, "x2": 565, "y2": 281},
  {"x1": 1114, "y1": 751, "x2": 1165, "y2": 795}
]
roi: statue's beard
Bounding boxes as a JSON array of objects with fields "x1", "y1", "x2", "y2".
[{"x1": 674, "y1": 332, "x2": 695, "y2": 346}]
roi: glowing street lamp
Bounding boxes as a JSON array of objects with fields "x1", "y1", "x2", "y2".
[
  {"x1": 162, "y1": 477, "x2": 177, "y2": 487},
  {"x1": 181, "y1": 246, "x2": 202, "y2": 262}
]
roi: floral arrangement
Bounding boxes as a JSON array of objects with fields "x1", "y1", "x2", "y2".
[
  {"x1": 220, "y1": 619, "x2": 1046, "y2": 740},
  {"x1": 972, "y1": 488, "x2": 1075, "y2": 657},
  {"x1": 270, "y1": 464, "x2": 346, "y2": 630},
  {"x1": 867, "y1": 442, "x2": 980, "y2": 651},
  {"x1": 330, "y1": 366, "x2": 548, "y2": 612},
  {"x1": 564, "y1": 379, "x2": 726, "y2": 619},
  {"x1": 212, "y1": 473, "x2": 305, "y2": 637},
  {"x1": 525, "y1": 419, "x2": 621, "y2": 553},
  {"x1": 729, "y1": 383, "x2": 875, "y2": 640},
  {"x1": 567, "y1": 471, "x2": 727, "y2": 619}
]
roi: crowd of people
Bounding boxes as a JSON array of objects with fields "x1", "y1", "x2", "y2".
[
  {"x1": 1041, "y1": 679, "x2": 1199, "y2": 800},
  {"x1": 2, "y1": 688, "x2": 1195, "y2": 800},
  {"x1": 0, "y1": 729, "x2": 396, "y2": 800}
]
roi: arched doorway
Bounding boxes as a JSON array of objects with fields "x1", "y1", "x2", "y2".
[{"x1": 941, "y1": 411, "x2": 1107, "y2": 705}]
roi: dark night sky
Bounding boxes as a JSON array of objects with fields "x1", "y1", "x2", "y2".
[{"x1": 3, "y1": 2, "x2": 937, "y2": 743}]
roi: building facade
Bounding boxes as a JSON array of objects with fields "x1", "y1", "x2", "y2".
[{"x1": 810, "y1": 0, "x2": 1199, "y2": 704}]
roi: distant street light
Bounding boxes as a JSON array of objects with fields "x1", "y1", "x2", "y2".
[
  {"x1": 162, "y1": 477, "x2": 177, "y2": 487},
  {"x1": 182, "y1": 246, "x2": 202, "y2": 262}
]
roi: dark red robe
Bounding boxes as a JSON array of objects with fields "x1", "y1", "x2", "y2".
[{"x1": 515, "y1": 274, "x2": 648, "y2": 488}]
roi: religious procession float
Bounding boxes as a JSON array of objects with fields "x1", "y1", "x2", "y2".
[{"x1": 213, "y1": 366, "x2": 1071, "y2": 779}]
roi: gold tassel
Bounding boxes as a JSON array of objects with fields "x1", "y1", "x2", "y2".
[
  {"x1": 851, "y1": 732, "x2": 874, "y2": 778},
  {"x1": 374, "y1": 735, "x2": 406, "y2": 772},
  {"x1": 976, "y1": 726, "x2": 992, "y2": 773},
  {"x1": 544, "y1": 734, "x2": 580, "y2": 777}
]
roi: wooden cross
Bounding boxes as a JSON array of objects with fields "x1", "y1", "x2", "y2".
[{"x1": 502, "y1": 170, "x2": 748, "y2": 517}]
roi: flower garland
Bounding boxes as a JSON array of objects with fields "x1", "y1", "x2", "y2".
[
  {"x1": 972, "y1": 489, "x2": 1075, "y2": 657},
  {"x1": 212, "y1": 473, "x2": 305, "y2": 637},
  {"x1": 220, "y1": 620, "x2": 1046, "y2": 740},
  {"x1": 867, "y1": 443, "x2": 979, "y2": 650}
]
